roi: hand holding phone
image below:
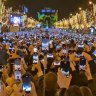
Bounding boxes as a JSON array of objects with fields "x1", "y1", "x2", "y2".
[
  {"x1": 79, "y1": 57, "x2": 86, "y2": 71},
  {"x1": 22, "y1": 75, "x2": 31, "y2": 93},
  {"x1": 60, "y1": 60, "x2": 70, "y2": 77},
  {"x1": 57, "y1": 68, "x2": 72, "y2": 89}
]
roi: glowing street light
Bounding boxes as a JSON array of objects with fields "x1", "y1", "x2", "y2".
[
  {"x1": 79, "y1": 7, "x2": 82, "y2": 11},
  {"x1": 70, "y1": 13, "x2": 72, "y2": 16},
  {"x1": 89, "y1": 1, "x2": 93, "y2": 5}
]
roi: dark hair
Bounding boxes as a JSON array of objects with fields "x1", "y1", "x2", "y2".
[
  {"x1": 80, "y1": 86, "x2": 93, "y2": 96},
  {"x1": 45, "y1": 72, "x2": 57, "y2": 91},
  {"x1": 65, "y1": 85, "x2": 83, "y2": 96},
  {"x1": 84, "y1": 40, "x2": 88, "y2": 45},
  {"x1": 39, "y1": 54, "x2": 44, "y2": 60},
  {"x1": 70, "y1": 39, "x2": 76, "y2": 48},
  {"x1": 88, "y1": 74, "x2": 96, "y2": 95},
  {"x1": 76, "y1": 48, "x2": 83, "y2": 54}
]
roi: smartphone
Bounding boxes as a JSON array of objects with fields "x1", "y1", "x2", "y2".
[
  {"x1": 93, "y1": 50, "x2": 96, "y2": 56},
  {"x1": 23, "y1": 83, "x2": 31, "y2": 93},
  {"x1": 42, "y1": 38, "x2": 49, "y2": 52},
  {"x1": 61, "y1": 68, "x2": 69, "y2": 78},
  {"x1": 47, "y1": 53, "x2": 53, "y2": 58},
  {"x1": 78, "y1": 44, "x2": 84, "y2": 48},
  {"x1": 15, "y1": 59, "x2": 21, "y2": 70},
  {"x1": 54, "y1": 61, "x2": 60, "y2": 65},
  {"x1": 75, "y1": 53, "x2": 83, "y2": 58},
  {"x1": 34, "y1": 47, "x2": 37, "y2": 52},
  {"x1": 33, "y1": 54, "x2": 38, "y2": 64},
  {"x1": 0, "y1": 66, "x2": 3, "y2": 72},
  {"x1": 15, "y1": 71, "x2": 21, "y2": 81},
  {"x1": 22, "y1": 75, "x2": 31, "y2": 93},
  {"x1": 88, "y1": 43, "x2": 93, "y2": 46},
  {"x1": 56, "y1": 45, "x2": 61, "y2": 49},
  {"x1": 79, "y1": 57, "x2": 86, "y2": 70},
  {"x1": 60, "y1": 60, "x2": 70, "y2": 77},
  {"x1": 63, "y1": 49, "x2": 66, "y2": 54}
]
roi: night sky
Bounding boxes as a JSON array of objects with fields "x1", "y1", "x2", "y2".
[{"x1": 5, "y1": 0, "x2": 95, "y2": 20}]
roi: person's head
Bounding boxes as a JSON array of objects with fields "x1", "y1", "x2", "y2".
[
  {"x1": 45, "y1": 72, "x2": 57, "y2": 91},
  {"x1": 84, "y1": 40, "x2": 88, "y2": 45},
  {"x1": 79, "y1": 71, "x2": 88, "y2": 86},
  {"x1": 65, "y1": 85, "x2": 83, "y2": 96},
  {"x1": 37, "y1": 76, "x2": 44, "y2": 89},
  {"x1": 70, "y1": 39, "x2": 75, "y2": 44},
  {"x1": 80, "y1": 86, "x2": 93, "y2": 96},
  {"x1": 76, "y1": 47, "x2": 84, "y2": 54},
  {"x1": 88, "y1": 74, "x2": 96, "y2": 94}
]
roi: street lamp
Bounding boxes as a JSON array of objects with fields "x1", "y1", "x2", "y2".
[
  {"x1": 79, "y1": 7, "x2": 82, "y2": 11},
  {"x1": 89, "y1": 1, "x2": 93, "y2": 5},
  {"x1": 70, "y1": 13, "x2": 72, "y2": 16}
]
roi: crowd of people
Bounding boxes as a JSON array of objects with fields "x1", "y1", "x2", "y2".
[{"x1": 0, "y1": 28, "x2": 96, "y2": 96}]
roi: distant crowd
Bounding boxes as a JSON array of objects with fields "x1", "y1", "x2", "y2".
[{"x1": 0, "y1": 29, "x2": 96, "y2": 96}]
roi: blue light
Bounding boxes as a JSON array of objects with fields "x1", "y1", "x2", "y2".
[
  {"x1": 52, "y1": 10, "x2": 55, "y2": 13},
  {"x1": 46, "y1": 10, "x2": 51, "y2": 12},
  {"x1": 42, "y1": 10, "x2": 46, "y2": 12}
]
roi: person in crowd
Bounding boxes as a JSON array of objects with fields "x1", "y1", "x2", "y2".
[
  {"x1": 0, "y1": 30, "x2": 95, "y2": 96},
  {"x1": 80, "y1": 86, "x2": 93, "y2": 96}
]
